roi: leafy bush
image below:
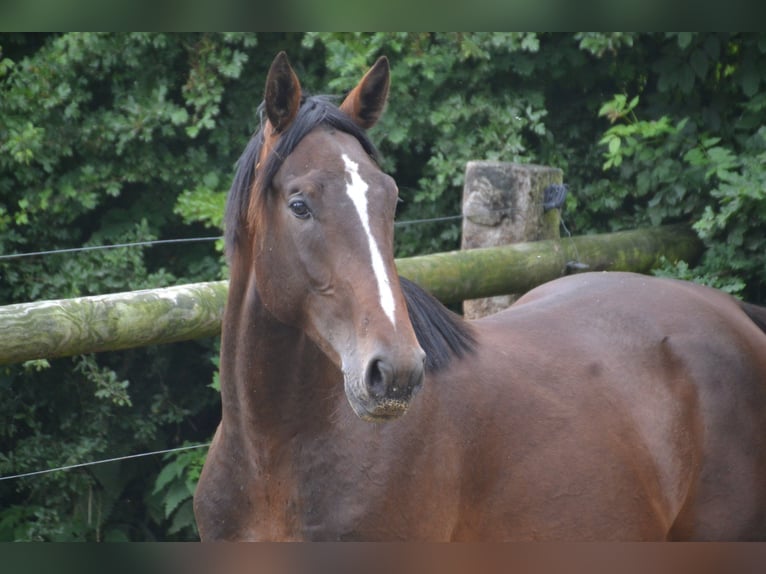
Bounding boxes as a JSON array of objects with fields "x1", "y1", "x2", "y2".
[
  {"x1": 0, "y1": 33, "x2": 245, "y2": 541},
  {"x1": 592, "y1": 33, "x2": 766, "y2": 300}
]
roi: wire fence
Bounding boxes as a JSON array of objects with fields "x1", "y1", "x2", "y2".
[
  {"x1": 0, "y1": 236, "x2": 222, "y2": 261},
  {"x1": 0, "y1": 203, "x2": 572, "y2": 484},
  {"x1": 0, "y1": 443, "x2": 211, "y2": 482},
  {"x1": 0, "y1": 214, "x2": 468, "y2": 262}
]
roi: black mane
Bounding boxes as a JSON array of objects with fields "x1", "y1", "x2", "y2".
[
  {"x1": 224, "y1": 94, "x2": 379, "y2": 254},
  {"x1": 400, "y1": 277, "x2": 477, "y2": 373}
]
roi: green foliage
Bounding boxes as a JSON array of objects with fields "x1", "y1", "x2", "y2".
[
  {"x1": 590, "y1": 34, "x2": 766, "y2": 299},
  {"x1": 74, "y1": 354, "x2": 132, "y2": 407},
  {"x1": 594, "y1": 95, "x2": 699, "y2": 228},
  {"x1": 174, "y1": 173, "x2": 226, "y2": 231},
  {"x1": 1, "y1": 32, "x2": 765, "y2": 541},
  {"x1": 0, "y1": 33, "x2": 246, "y2": 541},
  {"x1": 684, "y1": 130, "x2": 766, "y2": 295},
  {"x1": 575, "y1": 32, "x2": 636, "y2": 57},
  {"x1": 151, "y1": 444, "x2": 206, "y2": 539},
  {"x1": 304, "y1": 33, "x2": 550, "y2": 255}
]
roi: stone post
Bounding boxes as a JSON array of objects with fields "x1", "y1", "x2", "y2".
[{"x1": 461, "y1": 161, "x2": 563, "y2": 319}]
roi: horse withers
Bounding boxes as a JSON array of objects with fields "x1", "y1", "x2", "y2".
[{"x1": 194, "y1": 52, "x2": 766, "y2": 541}]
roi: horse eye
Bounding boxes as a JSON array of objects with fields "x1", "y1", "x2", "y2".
[{"x1": 288, "y1": 199, "x2": 311, "y2": 219}]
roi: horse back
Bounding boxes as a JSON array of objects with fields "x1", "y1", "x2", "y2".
[{"x1": 449, "y1": 272, "x2": 766, "y2": 540}]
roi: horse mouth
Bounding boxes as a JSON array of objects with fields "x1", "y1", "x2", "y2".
[
  {"x1": 343, "y1": 376, "x2": 412, "y2": 421},
  {"x1": 355, "y1": 398, "x2": 410, "y2": 422}
]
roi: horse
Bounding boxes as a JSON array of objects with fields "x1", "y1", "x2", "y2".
[{"x1": 194, "y1": 52, "x2": 766, "y2": 541}]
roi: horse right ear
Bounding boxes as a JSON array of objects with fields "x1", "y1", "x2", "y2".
[
  {"x1": 264, "y1": 52, "x2": 301, "y2": 134},
  {"x1": 340, "y1": 56, "x2": 390, "y2": 129}
]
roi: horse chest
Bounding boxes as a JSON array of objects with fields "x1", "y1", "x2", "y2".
[{"x1": 241, "y1": 448, "x2": 394, "y2": 541}]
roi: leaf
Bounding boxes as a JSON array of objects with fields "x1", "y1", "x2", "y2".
[
  {"x1": 170, "y1": 108, "x2": 189, "y2": 125},
  {"x1": 520, "y1": 34, "x2": 540, "y2": 52},
  {"x1": 608, "y1": 136, "x2": 622, "y2": 154},
  {"x1": 683, "y1": 146, "x2": 705, "y2": 166},
  {"x1": 22, "y1": 359, "x2": 51, "y2": 372},
  {"x1": 168, "y1": 499, "x2": 196, "y2": 536},
  {"x1": 677, "y1": 33, "x2": 693, "y2": 50},
  {"x1": 742, "y1": 69, "x2": 760, "y2": 98},
  {"x1": 153, "y1": 460, "x2": 182, "y2": 495},
  {"x1": 701, "y1": 136, "x2": 721, "y2": 148},
  {"x1": 164, "y1": 481, "x2": 193, "y2": 518},
  {"x1": 704, "y1": 35, "x2": 721, "y2": 59},
  {"x1": 690, "y1": 50, "x2": 708, "y2": 79},
  {"x1": 678, "y1": 65, "x2": 695, "y2": 94}
]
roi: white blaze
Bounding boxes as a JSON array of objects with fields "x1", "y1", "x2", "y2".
[{"x1": 342, "y1": 153, "x2": 396, "y2": 327}]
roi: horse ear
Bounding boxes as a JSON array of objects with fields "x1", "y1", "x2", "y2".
[
  {"x1": 264, "y1": 51, "x2": 302, "y2": 133},
  {"x1": 340, "y1": 56, "x2": 390, "y2": 129}
]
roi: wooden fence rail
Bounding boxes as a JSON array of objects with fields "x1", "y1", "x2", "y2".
[{"x1": 0, "y1": 224, "x2": 702, "y2": 365}]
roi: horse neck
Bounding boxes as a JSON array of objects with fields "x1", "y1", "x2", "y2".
[{"x1": 219, "y1": 253, "x2": 340, "y2": 442}]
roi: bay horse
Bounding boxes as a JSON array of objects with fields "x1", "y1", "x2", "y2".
[{"x1": 194, "y1": 52, "x2": 766, "y2": 540}]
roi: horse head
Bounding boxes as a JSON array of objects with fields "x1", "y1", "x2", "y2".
[{"x1": 241, "y1": 52, "x2": 426, "y2": 421}]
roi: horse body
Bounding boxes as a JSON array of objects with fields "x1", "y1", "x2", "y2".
[
  {"x1": 479, "y1": 272, "x2": 766, "y2": 540},
  {"x1": 198, "y1": 270, "x2": 766, "y2": 540},
  {"x1": 194, "y1": 53, "x2": 766, "y2": 541}
]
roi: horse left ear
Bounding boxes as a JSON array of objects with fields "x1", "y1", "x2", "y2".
[
  {"x1": 340, "y1": 56, "x2": 390, "y2": 129},
  {"x1": 264, "y1": 51, "x2": 302, "y2": 134}
]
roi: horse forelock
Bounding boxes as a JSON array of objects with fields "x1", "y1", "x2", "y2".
[{"x1": 224, "y1": 95, "x2": 380, "y2": 258}]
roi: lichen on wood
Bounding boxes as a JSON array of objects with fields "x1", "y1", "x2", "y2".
[
  {"x1": 398, "y1": 224, "x2": 703, "y2": 304},
  {"x1": 0, "y1": 281, "x2": 228, "y2": 365}
]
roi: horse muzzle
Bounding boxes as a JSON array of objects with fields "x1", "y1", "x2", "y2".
[{"x1": 344, "y1": 350, "x2": 426, "y2": 421}]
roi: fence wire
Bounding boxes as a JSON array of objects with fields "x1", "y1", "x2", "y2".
[
  {"x1": 0, "y1": 443, "x2": 212, "y2": 482},
  {"x1": 0, "y1": 236, "x2": 222, "y2": 261},
  {"x1": 0, "y1": 201, "x2": 568, "y2": 483},
  {"x1": 0, "y1": 212, "x2": 495, "y2": 261}
]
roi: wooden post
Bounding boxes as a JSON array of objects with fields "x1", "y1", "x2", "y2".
[{"x1": 461, "y1": 161, "x2": 563, "y2": 318}]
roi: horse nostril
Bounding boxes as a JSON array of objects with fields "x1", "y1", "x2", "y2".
[
  {"x1": 365, "y1": 358, "x2": 391, "y2": 399},
  {"x1": 364, "y1": 355, "x2": 424, "y2": 401}
]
